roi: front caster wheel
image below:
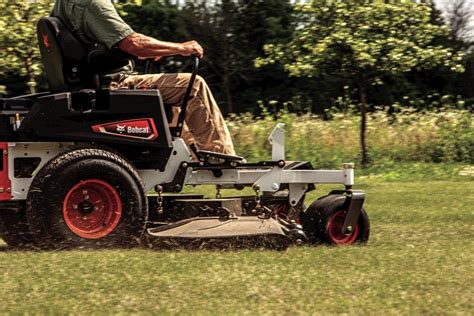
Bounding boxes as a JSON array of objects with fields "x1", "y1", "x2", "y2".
[
  {"x1": 26, "y1": 148, "x2": 148, "y2": 249},
  {"x1": 301, "y1": 195, "x2": 370, "y2": 245}
]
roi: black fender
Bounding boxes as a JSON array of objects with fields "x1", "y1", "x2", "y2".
[
  {"x1": 307, "y1": 190, "x2": 365, "y2": 235},
  {"x1": 300, "y1": 190, "x2": 369, "y2": 244},
  {"x1": 327, "y1": 190, "x2": 365, "y2": 234}
]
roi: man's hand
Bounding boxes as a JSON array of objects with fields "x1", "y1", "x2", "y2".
[{"x1": 180, "y1": 41, "x2": 204, "y2": 59}]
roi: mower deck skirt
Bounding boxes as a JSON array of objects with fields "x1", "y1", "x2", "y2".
[{"x1": 147, "y1": 216, "x2": 288, "y2": 239}]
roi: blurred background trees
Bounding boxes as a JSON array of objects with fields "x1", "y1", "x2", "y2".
[
  {"x1": 0, "y1": 1, "x2": 52, "y2": 95},
  {"x1": 1, "y1": 0, "x2": 472, "y2": 111},
  {"x1": 256, "y1": 1, "x2": 464, "y2": 166}
]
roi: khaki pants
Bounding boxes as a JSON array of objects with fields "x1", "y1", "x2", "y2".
[{"x1": 111, "y1": 73, "x2": 235, "y2": 155}]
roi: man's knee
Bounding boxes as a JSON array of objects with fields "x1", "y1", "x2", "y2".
[
  {"x1": 180, "y1": 73, "x2": 203, "y2": 82},
  {"x1": 189, "y1": 75, "x2": 208, "y2": 99},
  {"x1": 177, "y1": 73, "x2": 205, "y2": 91},
  {"x1": 195, "y1": 74, "x2": 204, "y2": 82},
  {"x1": 193, "y1": 75, "x2": 205, "y2": 87}
]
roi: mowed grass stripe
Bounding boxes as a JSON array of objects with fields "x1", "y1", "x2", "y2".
[{"x1": 1, "y1": 180, "x2": 473, "y2": 314}]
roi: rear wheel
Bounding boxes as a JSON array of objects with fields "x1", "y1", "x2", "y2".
[
  {"x1": 0, "y1": 207, "x2": 35, "y2": 248},
  {"x1": 301, "y1": 195, "x2": 370, "y2": 245},
  {"x1": 26, "y1": 148, "x2": 148, "y2": 249}
]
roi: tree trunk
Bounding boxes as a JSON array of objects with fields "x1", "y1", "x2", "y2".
[{"x1": 359, "y1": 83, "x2": 369, "y2": 168}]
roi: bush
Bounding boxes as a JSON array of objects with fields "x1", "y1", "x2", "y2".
[{"x1": 228, "y1": 107, "x2": 474, "y2": 168}]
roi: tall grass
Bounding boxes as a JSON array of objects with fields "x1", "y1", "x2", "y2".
[{"x1": 227, "y1": 107, "x2": 473, "y2": 168}]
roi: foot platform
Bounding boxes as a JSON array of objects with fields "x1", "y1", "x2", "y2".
[{"x1": 196, "y1": 150, "x2": 245, "y2": 165}]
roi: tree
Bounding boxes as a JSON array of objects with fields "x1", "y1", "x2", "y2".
[
  {"x1": 178, "y1": 0, "x2": 293, "y2": 114},
  {"x1": 227, "y1": 0, "x2": 294, "y2": 113},
  {"x1": 178, "y1": 0, "x2": 249, "y2": 114},
  {"x1": 445, "y1": 0, "x2": 474, "y2": 51},
  {"x1": 0, "y1": 1, "x2": 53, "y2": 95},
  {"x1": 122, "y1": 1, "x2": 181, "y2": 43},
  {"x1": 121, "y1": 0, "x2": 184, "y2": 75},
  {"x1": 256, "y1": 0, "x2": 464, "y2": 167}
]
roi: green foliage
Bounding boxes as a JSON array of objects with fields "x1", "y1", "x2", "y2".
[
  {"x1": 359, "y1": 162, "x2": 470, "y2": 182},
  {"x1": 122, "y1": 1, "x2": 181, "y2": 42},
  {"x1": 0, "y1": 1, "x2": 471, "y2": 120},
  {"x1": 257, "y1": 0, "x2": 464, "y2": 82},
  {"x1": 256, "y1": 0, "x2": 467, "y2": 167},
  {"x1": 178, "y1": 0, "x2": 294, "y2": 114},
  {"x1": 228, "y1": 105, "x2": 474, "y2": 168},
  {"x1": 0, "y1": 0, "x2": 53, "y2": 95}
]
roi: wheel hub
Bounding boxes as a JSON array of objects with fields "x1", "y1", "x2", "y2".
[
  {"x1": 63, "y1": 179, "x2": 122, "y2": 239},
  {"x1": 78, "y1": 201, "x2": 95, "y2": 215},
  {"x1": 327, "y1": 210, "x2": 359, "y2": 245}
]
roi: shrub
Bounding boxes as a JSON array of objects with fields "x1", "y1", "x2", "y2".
[{"x1": 228, "y1": 107, "x2": 473, "y2": 168}]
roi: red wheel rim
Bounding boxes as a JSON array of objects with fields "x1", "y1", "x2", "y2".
[
  {"x1": 63, "y1": 179, "x2": 122, "y2": 239},
  {"x1": 327, "y1": 210, "x2": 359, "y2": 245}
]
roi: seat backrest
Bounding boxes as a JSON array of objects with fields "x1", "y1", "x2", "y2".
[
  {"x1": 37, "y1": 17, "x2": 135, "y2": 93},
  {"x1": 37, "y1": 17, "x2": 87, "y2": 93}
]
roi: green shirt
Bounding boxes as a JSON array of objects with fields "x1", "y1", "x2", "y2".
[{"x1": 52, "y1": 0, "x2": 134, "y2": 51}]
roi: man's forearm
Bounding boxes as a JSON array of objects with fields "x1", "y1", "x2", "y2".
[{"x1": 117, "y1": 32, "x2": 203, "y2": 59}]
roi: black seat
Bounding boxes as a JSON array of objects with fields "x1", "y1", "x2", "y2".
[
  {"x1": 37, "y1": 17, "x2": 87, "y2": 93},
  {"x1": 37, "y1": 17, "x2": 132, "y2": 93}
]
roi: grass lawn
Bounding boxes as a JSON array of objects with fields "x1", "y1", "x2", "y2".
[{"x1": 1, "y1": 175, "x2": 473, "y2": 314}]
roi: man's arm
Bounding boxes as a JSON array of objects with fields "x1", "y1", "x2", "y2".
[
  {"x1": 117, "y1": 33, "x2": 204, "y2": 60},
  {"x1": 82, "y1": 1, "x2": 203, "y2": 59}
]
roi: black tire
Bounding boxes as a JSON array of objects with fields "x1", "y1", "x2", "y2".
[
  {"x1": 26, "y1": 148, "x2": 148, "y2": 249},
  {"x1": 0, "y1": 207, "x2": 35, "y2": 248},
  {"x1": 300, "y1": 195, "x2": 370, "y2": 245}
]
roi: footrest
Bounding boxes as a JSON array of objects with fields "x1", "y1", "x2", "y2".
[{"x1": 197, "y1": 150, "x2": 245, "y2": 164}]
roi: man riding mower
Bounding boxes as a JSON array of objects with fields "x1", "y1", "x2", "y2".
[{"x1": 0, "y1": 1, "x2": 370, "y2": 250}]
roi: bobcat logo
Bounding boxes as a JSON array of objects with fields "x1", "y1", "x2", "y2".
[
  {"x1": 92, "y1": 119, "x2": 159, "y2": 141},
  {"x1": 116, "y1": 125, "x2": 126, "y2": 133}
]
